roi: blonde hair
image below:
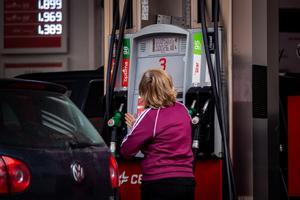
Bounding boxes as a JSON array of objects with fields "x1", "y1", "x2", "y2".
[{"x1": 139, "y1": 68, "x2": 177, "y2": 108}]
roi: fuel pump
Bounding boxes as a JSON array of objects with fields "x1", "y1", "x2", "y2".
[
  {"x1": 121, "y1": 22, "x2": 227, "y2": 199},
  {"x1": 103, "y1": 0, "x2": 236, "y2": 199}
]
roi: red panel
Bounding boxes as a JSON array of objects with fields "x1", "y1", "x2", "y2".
[
  {"x1": 121, "y1": 58, "x2": 130, "y2": 88},
  {"x1": 5, "y1": 13, "x2": 37, "y2": 23},
  {"x1": 288, "y1": 96, "x2": 300, "y2": 197},
  {"x1": 118, "y1": 160, "x2": 142, "y2": 200},
  {"x1": 5, "y1": 25, "x2": 38, "y2": 36},
  {"x1": 4, "y1": 37, "x2": 61, "y2": 48},
  {"x1": 4, "y1": 0, "x2": 37, "y2": 11},
  {"x1": 194, "y1": 160, "x2": 223, "y2": 200},
  {"x1": 118, "y1": 159, "x2": 222, "y2": 200}
]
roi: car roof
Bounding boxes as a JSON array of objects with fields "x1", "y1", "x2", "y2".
[
  {"x1": 15, "y1": 67, "x2": 104, "y2": 80},
  {"x1": 0, "y1": 78, "x2": 67, "y2": 94}
]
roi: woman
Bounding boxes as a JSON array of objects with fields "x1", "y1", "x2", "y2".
[{"x1": 120, "y1": 68, "x2": 195, "y2": 200}]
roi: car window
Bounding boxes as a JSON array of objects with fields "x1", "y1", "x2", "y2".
[
  {"x1": 2, "y1": 101, "x2": 21, "y2": 128},
  {"x1": 0, "y1": 90, "x2": 105, "y2": 148}
]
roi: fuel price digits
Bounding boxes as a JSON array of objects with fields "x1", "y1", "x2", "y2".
[
  {"x1": 37, "y1": 0, "x2": 63, "y2": 35},
  {"x1": 38, "y1": 0, "x2": 62, "y2": 10},
  {"x1": 38, "y1": 24, "x2": 62, "y2": 35},
  {"x1": 38, "y1": 12, "x2": 62, "y2": 22}
]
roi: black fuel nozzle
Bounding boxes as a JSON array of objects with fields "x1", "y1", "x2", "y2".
[
  {"x1": 192, "y1": 99, "x2": 210, "y2": 124},
  {"x1": 201, "y1": 99, "x2": 210, "y2": 115},
  {"x1": 107, "y1": 103, "x2": 124, "y2": 128}
]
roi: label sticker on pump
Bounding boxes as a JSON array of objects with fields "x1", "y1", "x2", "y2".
[
  {"x1": 192, "y1": 33, "x2": 203, "y2": 85},
  {"x1": 122, "y1": 38, "x2": 131, "y2": 88}
]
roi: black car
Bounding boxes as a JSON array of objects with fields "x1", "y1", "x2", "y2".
[
  {"x1": 16, "y1": 68, "x2": 105, "y2": 133},
  {"x1": 0, "y1": 79, "x2": 118, "y2": 199}
]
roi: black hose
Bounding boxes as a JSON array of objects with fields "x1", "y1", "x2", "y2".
[
  {"x1": 280, "y1": 168, "x2": 289, "y2": 199},
  {"x1": 108, "y1": 0, "x2": 130, "y2": 111},
  {"x1": 106, "y1": 0, "x2": 130, "y2": 153},
  {"x1": 279, "y1": 99, "x2": 287, "y2": 134},
  {"x1": 192, "y1": 125, "x2": 201, "y2": 155},
  {"x1": 213, "y1": 0, "x2": 237, "y2": 197},
  {"x1": 103, "y1": 0, "x2": 120, "y2": 141},
  {"x1": 200, "y1": 0, "x2": 235, "y2": 199},
  {"x1": 213, "y1": 0, "x2": 221, "y2": 104},
  {"x1": 192, "y1": 124, "x2": 201, "y2": 172},
  {"x1": 279, "y1": 99, "x2": 289, "y2": 199},
  {"x1": 110, "y1": 127, "x2": 118, "y2": 156}
]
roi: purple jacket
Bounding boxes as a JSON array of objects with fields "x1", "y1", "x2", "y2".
[{"x1": 120, "y1": 102, "x2": 194, "y2": 181}]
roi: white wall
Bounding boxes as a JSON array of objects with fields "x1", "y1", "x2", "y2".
[{"x1": 0, "y1": 0, "x2": 103, "y2": 77}]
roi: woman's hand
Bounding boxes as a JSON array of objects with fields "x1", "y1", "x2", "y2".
[{"x1": 125, "y1": 113, "x2": 136, "y2": 128}]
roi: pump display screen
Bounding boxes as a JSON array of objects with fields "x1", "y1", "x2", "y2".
[
  {"x1": 1, "y1": 0, "x2": 67, "y2": 53},
  {"x1": 153, "y1": 37, "x2": 179, "y2": 54}
]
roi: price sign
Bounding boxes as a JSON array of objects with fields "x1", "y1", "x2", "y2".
[{"x1": 1, "y1": 0, "x2": 68, "y2": 53}]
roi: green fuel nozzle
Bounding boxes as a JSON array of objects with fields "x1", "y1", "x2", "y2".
[
  {"x1": 188, "y1": 100, "x2": 197, "y2": 117},
  {"x1": 107, "y1": 103, "x2": 124, "y2": 128}
]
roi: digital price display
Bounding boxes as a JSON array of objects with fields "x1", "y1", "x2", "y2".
[
  {"x1": 37, "y1": 0, "x2": 63, "y2": 35},
  {"x1": 1, "y1": 0, "x2": 67, "y2": 53},
  {"x1": 153, "y1": 37, "x2": 179, "y2": 54}
]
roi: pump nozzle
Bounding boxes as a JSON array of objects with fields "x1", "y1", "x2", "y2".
[
  {"x1": 202, "y1": 99, "x2": 210, "y2": 114},
  {"x1": 188, "y1": 100, "x2": 197, "y2": 117},
  {"x1": 107, "y1": 103, "x2": 124, "y2": 127},
  {"x1": 191, "y1": 99, "x2": 210, "y2": 125}
]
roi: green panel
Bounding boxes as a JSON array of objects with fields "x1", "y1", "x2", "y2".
[
  {"x1": 123, "y1": 38, "x2": 131, "y2": 59},
  {"x1": 193, "y1": 33, "x2": 203, "y2": 55}
]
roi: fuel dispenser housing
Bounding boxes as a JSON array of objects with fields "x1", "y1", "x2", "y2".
[{"x1": 108, "y1": 24, "x2": 224, "y2": 200}]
